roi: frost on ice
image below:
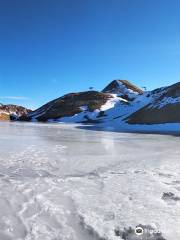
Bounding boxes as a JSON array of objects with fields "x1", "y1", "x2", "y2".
[{"x1": 0, "y1": 122, "x2": 180, "y2": 240}]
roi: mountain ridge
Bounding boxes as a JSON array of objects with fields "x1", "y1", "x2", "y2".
[{"x1": 2, "y1": 80, "x2": 180, "y2": 128}]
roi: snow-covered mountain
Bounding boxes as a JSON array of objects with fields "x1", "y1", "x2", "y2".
[
  {"x1": 0, "y1": 104, "x2": 31, "y2": 120},
  {"x1": 18, "y1": 80, "x2": 143, "y2": 123},
  {"x1": 15, "y1": 80, "x2": 180, "y2": 129}
]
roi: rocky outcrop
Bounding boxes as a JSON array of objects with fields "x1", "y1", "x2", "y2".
[{"x1": 102, "y1": 80, "x2": 143, "y2": 100}]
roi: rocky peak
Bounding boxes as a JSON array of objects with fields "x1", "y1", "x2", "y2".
[{"x1": 102, "y1": 80, "x2": 143, "y2": 100}]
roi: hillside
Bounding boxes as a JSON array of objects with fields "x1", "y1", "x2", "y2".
[
  {"x1": 126, "y1": 82, "x2": 180, "y2": 124},
  {"x1": 19, "y1": 91, "x2": 112, "y2": 122},
  {"x1": 0, "y1": 104, "x2": 31, "y2": 121}
]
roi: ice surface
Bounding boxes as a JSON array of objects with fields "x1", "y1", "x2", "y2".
[{"x1": 0, "y1": 122, "x2": 180, "y2": 239}]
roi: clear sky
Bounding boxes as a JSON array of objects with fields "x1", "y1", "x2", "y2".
[{"x1": 0, "y1": 0, "x2": 180, "y2": 109}]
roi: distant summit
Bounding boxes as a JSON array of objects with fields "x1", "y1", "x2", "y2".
[{"x1": 102, "y1": 80, "x2": 143, "y2": 100}]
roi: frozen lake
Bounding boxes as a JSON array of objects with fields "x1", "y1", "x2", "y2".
[{"x1": 0, "y1": 122, "x2": 180, "y2": 240}]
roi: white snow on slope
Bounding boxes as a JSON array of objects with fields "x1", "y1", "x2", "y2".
[
  {"x1": 54, "y1": 93, "x2": 150, "y2": 124},
  {"x1": 100, "y1": 95, "x2": 126, "y2": 111},
  {"x1": 151, "y1": 96, "x2": 180, "y2": 109},
  {"x1": 0, "y1": 122, "x2": 180, "y2": 240},
  {"x1": 115, "y1": 80, "x2": 140, "y2": 98},
  {"x1": 49, "y1": 95, "x2": 125, "y2": 123}
]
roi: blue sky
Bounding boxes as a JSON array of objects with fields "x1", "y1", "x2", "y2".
[{"x1": 0, "y1": 0, "x2": 180, "y2": 109}]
